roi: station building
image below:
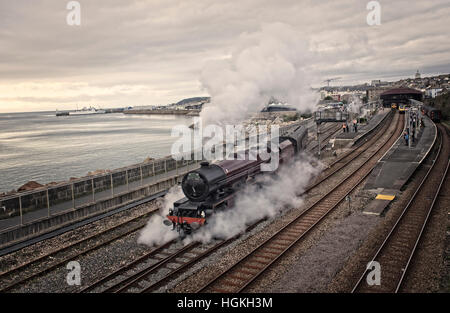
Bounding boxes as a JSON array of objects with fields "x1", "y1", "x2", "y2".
[{"x1": 380, "y1": 88, "x2": 422, "y2": 107}]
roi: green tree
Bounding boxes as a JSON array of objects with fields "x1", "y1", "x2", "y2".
[{"x1": 283, "y1": 113, "x2": 301, "y2": 122}]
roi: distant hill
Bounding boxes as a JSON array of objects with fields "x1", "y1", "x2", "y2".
[{"x1": 176, "y1": 97, "x2": 210, "y2": 106}]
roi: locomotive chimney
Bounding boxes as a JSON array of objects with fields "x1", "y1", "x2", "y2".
[{"x1": 200, "y1": 161, "x2": 210, "y2": 167}]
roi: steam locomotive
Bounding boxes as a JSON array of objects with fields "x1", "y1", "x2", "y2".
[{"x1": 163, "y1": 125, "x2": 308, "y2": 236}]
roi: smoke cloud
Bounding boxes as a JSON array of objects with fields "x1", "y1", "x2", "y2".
[
  {"x1": 347, "y1": 95, "x2": 373, "y2": 119},
  {"x1": 347, "y1": 95, "x2": 363, "y2": 114},
  {"x1": 199, "y1": 22, "x2": 319, "y2": 126}
]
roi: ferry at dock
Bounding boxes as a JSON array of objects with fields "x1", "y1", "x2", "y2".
[{"x1": 56, "y1": 106, "x2": 106, "y2": 116}]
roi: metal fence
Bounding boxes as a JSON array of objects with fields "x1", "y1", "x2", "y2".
[{"x1": 0, "y1": 157, "x2": 200, "y2": 232}]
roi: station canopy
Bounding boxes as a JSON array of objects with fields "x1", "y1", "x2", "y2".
[{"x1": 380, "y1": 88, "x2": 422, "y2": 107}]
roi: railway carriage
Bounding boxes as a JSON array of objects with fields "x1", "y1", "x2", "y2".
[{"x1": 421, "y1": 105, "x2": 441, "y2": 123}]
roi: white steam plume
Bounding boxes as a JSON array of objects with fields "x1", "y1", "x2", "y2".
[
  {"x1": 137, "y1": 186, "x2": 184, "y2": 247},
  {"x1": 186, "y1": 155, "x2": 322, "y2": 244},
  {"x1": 347, "y1": 95, "x2": 372, "y2": 119},
  {"x1": 200, "y1": 22, "x2": 319, "y2": 126},
  {"x1": 347, "y1": 95, "x2": 363, "y2": 114}
]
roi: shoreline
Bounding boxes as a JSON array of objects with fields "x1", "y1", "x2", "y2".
[{"x1": 123, "y1": 109, "x2": 200, "y2": 116}]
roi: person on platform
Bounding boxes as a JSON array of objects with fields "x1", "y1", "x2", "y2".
[{"x1": 353, "y1": 119, "x2": 358, "y2": 132}]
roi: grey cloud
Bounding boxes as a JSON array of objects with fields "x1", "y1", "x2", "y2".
[{"x1": 0, "y1": 0, "x2": 449, "y2": 112}]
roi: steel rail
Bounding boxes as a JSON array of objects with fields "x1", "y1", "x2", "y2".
[
  {"x1": 108, "y1": 242, "x2": 199, "y2": 293},
  {"x1": 302, "y1": 111, "x2": 394, "y2": 194},
  {"x1": 351, "y1": 124, "x2": 448, "y2": 293},
  {"x1": 82, "y1": 218, "x2": 266, "y2": 293},
  {"x1": 78, "y1": 240, "x2": 174, "y2": 293},
  {"x1": 0, "y1": 206, "x2": 160, "y2": 292},
  {"x1": 396, "y1": 158, "x2": 449, "y2": 292}
]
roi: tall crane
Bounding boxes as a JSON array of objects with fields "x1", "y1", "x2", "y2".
[{"x1": 323, "y1": 77, "x2": 341, "y2": 87}]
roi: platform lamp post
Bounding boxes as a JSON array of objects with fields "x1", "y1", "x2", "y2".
[
  {"x1": 408, "y1": 108, "x2": 412, "y2": 148},
  {"x1": 416, "y1": 103, "x2": 420, "y2": 131},
  {"x1": 413, "y1": 108, "x2": 418, "y2": 140},
  {"x1": 314, "y1": 111, "x2": 322, "y2": 159},
  {"x1": 317, "y1": 122, "x2": 321, "y2": 158},
  {"x1": 415, "y1": 109, "x2": 418, "y2": 142}
]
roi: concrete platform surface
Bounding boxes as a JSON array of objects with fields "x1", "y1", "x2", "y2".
[
  {"x1": 363, "y1": 115, "x2": 437, "y2": 215},
  {"x1": 335, "y1": 108, "x2": 390, "y2": 140},
  {"x1": 333, "y1": 108, "x2": 390, "y2": 149}
]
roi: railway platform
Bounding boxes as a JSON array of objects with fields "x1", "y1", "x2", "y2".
[
  {"x1": 363, "y1": 115, "x2": 437, "y2": 215},
  {"x1": 333, "y1": 108, "x2": 390, "y2": 148}
]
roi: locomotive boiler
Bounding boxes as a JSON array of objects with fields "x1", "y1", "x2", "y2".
[{"x1": 163, "y1": 125, "x2": 308, "y2": 236}]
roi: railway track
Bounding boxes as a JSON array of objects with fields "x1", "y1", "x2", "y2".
[
  {"x1": 0, "y1": 201, "x2": 161, "y2": 292},
  {"x1": 81, "y1": 241, "x2": 222, "y2": 293},
  {"x1": 303, "y1": 111, "x2": 394, "y2": 193},
  {"x1": 307, "y1": 123, "x2": 341, "y2": 152},
  {"x1": 195, "y1": 113, "x2": 404, "y2": 293},
  {"x1": 351, "y1": 124, "x2": 449, "y2": 293},
  {"x1": 80, "y1": 221, "x2": 264, "y2": 293}
]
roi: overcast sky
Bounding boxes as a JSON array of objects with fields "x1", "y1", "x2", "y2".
[{"x1": 0, "y1": 0, "x2": 449, "y2": 113}]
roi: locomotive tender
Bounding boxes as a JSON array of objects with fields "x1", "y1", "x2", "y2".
[{"x1": 163, "y1": 125, "x2": 308, "y2": 236}]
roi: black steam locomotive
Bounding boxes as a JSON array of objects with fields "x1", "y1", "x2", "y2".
[{"x1": 163, "y1": 125, "x2": 308, "y2": 236}]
